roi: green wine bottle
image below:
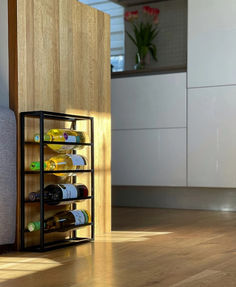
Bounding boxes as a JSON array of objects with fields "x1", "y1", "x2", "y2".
[{"x1": 27, "y1": 209, "x2": 91, "y2": 232}]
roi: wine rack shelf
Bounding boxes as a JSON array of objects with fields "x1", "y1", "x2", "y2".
[
  {"x1": 24, "y1": 196, "x2": 93, "y2": 204},
  {"x1": 25, "y1": 141, "x2": 93, "y2": 146},
  {"x1": 23, "y1": 238, "x2": 92, "y2": 252},
  {"x1": 24, "y1": 169, "x2": 93, "y2": 174},
  {"x1": 24, "y1": 223, "x2": 93, "y2": 233},
  {"x1": 20, "y1": 111, "x2": 95, "y2": 252}
]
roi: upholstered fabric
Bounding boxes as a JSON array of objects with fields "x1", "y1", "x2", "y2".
[{"x1": 0, "y1": 107, "x2": 16, "y2": 244}]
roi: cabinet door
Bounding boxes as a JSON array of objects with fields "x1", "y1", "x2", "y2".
[
  {"x1": 111, "y1": 73, "x2": 186, "y2": 130},
  {"x1": 112, "y1": 128, "x2": 186, "y2": 186},
  {"x1": 188, "y1": 86, "x2": 236, "y2": 187},
  {"x1": 188, "y1": 0, "x2": 236, "y2": 88}
]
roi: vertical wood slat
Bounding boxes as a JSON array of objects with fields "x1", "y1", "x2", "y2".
[{"x1": 8, "y1": 0, "x2": 111, "y2": 249}]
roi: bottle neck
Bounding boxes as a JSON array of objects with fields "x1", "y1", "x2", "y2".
[
  {"x1": 28, "y1": 192, "x2": 40, "y2": 201},
  {"x1": 45, "y1": 160, "x2": 56, "y2": 170},
  {"x1": 34, "y1": 133, "x2": 51, "y2": 142},
  {"x1": 28, "y1": 221, "x2": 47, "y2": 232},
  {"x1": 30, "y1": 160, "x2": 55, "y2": 171},
  {"x1": 28, "y1": 221, "x2": 40, "y2": 232},
  {"x1": 43, "y1": 216, "x2": 59, "y2": 231}
]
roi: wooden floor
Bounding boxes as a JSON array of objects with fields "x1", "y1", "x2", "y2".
[{"x1": 1, "y1": 207, "x2": 236, "y2": 286}]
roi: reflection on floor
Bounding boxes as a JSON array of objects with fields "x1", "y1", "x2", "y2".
[
  {"x1": 1, "y1": 207, "x2": 236, "y2": 286},
  {"x1": 95, "y1": 231, "x2": 172, "y2": 243}
]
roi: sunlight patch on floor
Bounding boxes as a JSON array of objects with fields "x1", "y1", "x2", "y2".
[
  {"x1": 0, "y1": 256, "x2": 62, "y2": 282},
  {"x1": 95, "y1": 231, "x2": 173, "y2": 243}
]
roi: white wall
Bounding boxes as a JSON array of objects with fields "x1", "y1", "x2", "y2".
[{"x1": 0, "y1": 0, "x2": 9, "y2": 108}]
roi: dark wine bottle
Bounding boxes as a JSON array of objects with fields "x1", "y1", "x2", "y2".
[
  {"x1": 27, "y1": 209, "x2": 91, "y2": 232},
  {"x1": 28, "y1": 184, "x2": 88, "y2": 205}
]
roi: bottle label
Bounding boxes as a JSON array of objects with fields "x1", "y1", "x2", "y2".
[
  {"x1": 64, "y1": 135, "x2": 77, "y2": 143},
  {"x1": 70, "y1": 210, "x2": 85, "y2": 226},
  {"x1": 59, "y1": 184, "x2": 78, "y2": 199},
  {"x1": 68, "y1": 155, "x2": 86, "y2": 166}
]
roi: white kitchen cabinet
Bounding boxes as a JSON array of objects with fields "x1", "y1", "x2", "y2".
[
  {"x1": 111, "y1": 72, "x2": 186, "y2": 130},
  {"x1": 188, "y1": 0, "x2": 236, "y2": 88},
  {"x1": 188, "y1": 86, "x2": 236, "y2": 187},
  {"x1": 112, "y1": 128, "x2": 186, "y2": 186}
]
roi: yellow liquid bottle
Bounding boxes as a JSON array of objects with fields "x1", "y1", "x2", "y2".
[
  {"x1": 34, "y1": 129, "x2": 87, "y2": 153},
  {"x1": 30, "y1": 154, "x2": 87, "y2": 177}
]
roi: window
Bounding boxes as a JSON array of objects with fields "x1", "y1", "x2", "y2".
[{"x1": 79, "y1": 0, "x2": 125, "y2": 71}]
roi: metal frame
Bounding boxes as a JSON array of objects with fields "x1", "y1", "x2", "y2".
[{"x1": 20, "y1": 110, "x2": 94, "y2": 252}]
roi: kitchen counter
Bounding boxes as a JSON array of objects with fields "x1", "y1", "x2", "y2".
[{"x1": 111, "y1": 65, "x2": 187, "y2": 78}]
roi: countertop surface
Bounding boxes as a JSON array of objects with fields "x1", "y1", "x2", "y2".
[{"x1": 111, "y1": 65, "x2": 187, "y2": 78}]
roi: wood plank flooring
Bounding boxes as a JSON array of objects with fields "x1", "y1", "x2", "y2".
[{"x1": 1, "y1": 207, "x2": 236, "y2": 286}]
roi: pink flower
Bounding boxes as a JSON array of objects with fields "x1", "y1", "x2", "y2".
[
  {"x1": 154, "y1": 8, "x2": 160, "y2": 15},
  {"x1": 124, "y1": 11, "x2": 132, "y2": 21},
  {"x1": 143, "y1": 6, "x2": 150, "y2": 14},
  {"x1": 131, "y1": 10, "x2": 139, "y2": 19},
  {"x1": 149, "y1": 7, "x2": 154, "y2": 15},
  {"x1": 125, "y1": 10, "x2": 139, "y2": 21},
  {"x1": 143, "y1": 6, "x2": 153, "y2": 15},
  {"x1": 143, "y1": 5, "x2": 160, "y2": 18}
]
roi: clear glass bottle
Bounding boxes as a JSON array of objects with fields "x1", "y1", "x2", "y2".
[
  {"x1": 30, "y1": 154, "x2": 87, "y2": 176},
  {"x1": 34, "y1": 129, "x2": 87, "y2": 153}
]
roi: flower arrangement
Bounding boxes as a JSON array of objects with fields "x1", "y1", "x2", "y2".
[{"x1": 125, "y1": 6, "x2": 160, "y2": 70}]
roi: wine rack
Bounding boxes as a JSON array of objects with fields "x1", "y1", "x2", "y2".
[{"x1": 20, "y1": 111, "x2": 94, "y2": 252}]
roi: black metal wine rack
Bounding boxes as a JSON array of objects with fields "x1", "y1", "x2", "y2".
[{"x1": 20, "y1": 111, "x2": 94, "y2": 252}]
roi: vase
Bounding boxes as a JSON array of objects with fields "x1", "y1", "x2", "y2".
[{"x1": 134, "y1": 50, "x2": 150, "y2": 70}]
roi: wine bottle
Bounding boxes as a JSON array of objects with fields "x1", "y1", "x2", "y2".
[
  {"x1": 34, "y1": 129, "x2": 87, "y2": 153},
  {"x1": 30, "y1": 154, "x2": 86, "y2": 176},
  {"x1": 28, "y1": 184, "x2": 89, "y2": 205},
  {"x1": 27, "y1": 209, "x2": 91, "y2": 232}
]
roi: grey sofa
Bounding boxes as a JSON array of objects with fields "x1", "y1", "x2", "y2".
[{"x1": 0, "y1": 107, "x2": 16, "y2": 245}]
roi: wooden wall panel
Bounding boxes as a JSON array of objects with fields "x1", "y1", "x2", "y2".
[{"x1": 8, "y1": 0, "x2": 111, "y2": 248}]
